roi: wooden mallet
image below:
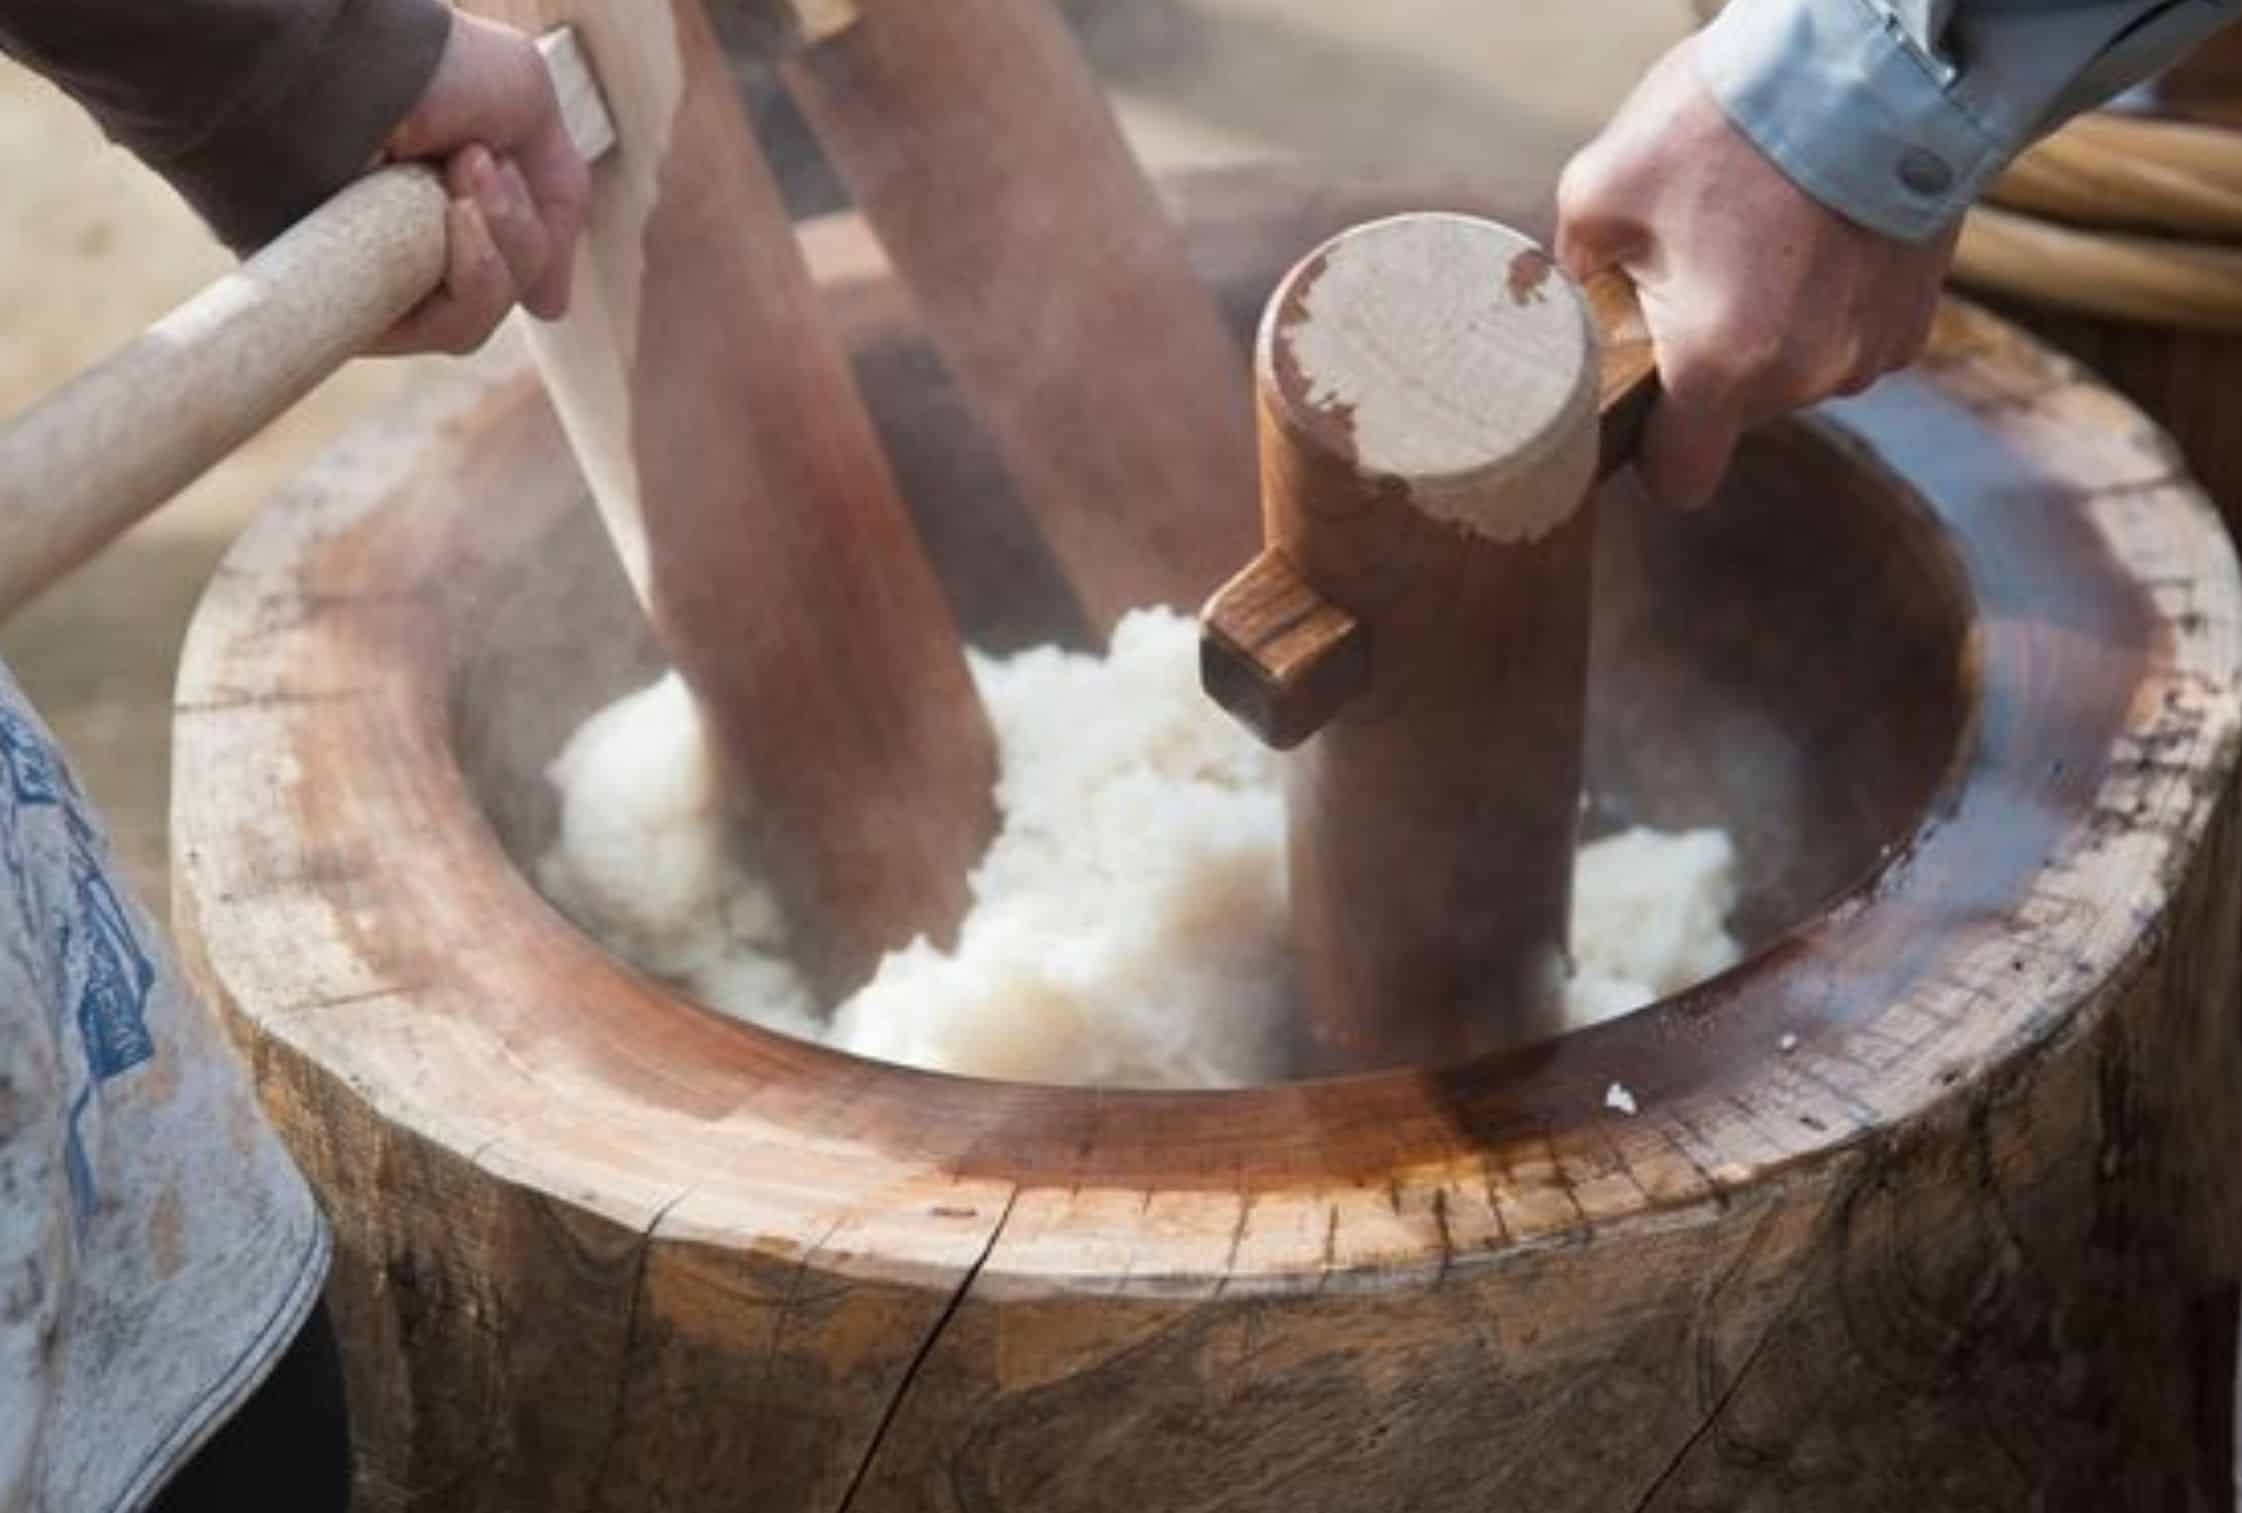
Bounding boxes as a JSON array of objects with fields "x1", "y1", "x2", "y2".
[
  {"x1": 0, "y1": 16, "x2": 1003, "y2": 1002},
  {"x1": 0, "y1": 34, "x2": 610, "y2": 621},
  {"x1": 750, "y1": 0, "x2": 1261, "y2": 635},
  {"x1": 1201, "y1": 213, "x2": 1655, "y2": 1075}
]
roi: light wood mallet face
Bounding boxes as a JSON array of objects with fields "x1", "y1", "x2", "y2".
[{"x1": 1257, "y1": 212, "x2": 1600, "y2": 546}]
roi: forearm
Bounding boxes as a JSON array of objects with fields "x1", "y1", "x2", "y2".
[
  {"x1": 1699, "y1": 0, "x2": 2240, "y2": 240},
  {"x1": 0, "y1": 0, "x2": 452, "y2": 250}
]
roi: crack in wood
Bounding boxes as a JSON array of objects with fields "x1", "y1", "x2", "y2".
[
  {"x1": 1783, "y1": 1059, "x2": 1883, "y2": 1132},
  {"x1": 586, "y1": 1185, "x2": 693, "y2": 1507},
  {"x1": 1546, "y1": 1135, "x2": 1595, "y2": 1240},
  {"x1": 1474, "y1": 1153, "x2": 1515, "y2": 1247},
  {"x1": 1624, "y1": 1219, "x2": 1800, "y2": 1513},
  {"x1": 832, "y1": 1186, "x2": 1020, "y2": 1513},
  {"x1": 1212, "y1": 1177, "x2": 1255, "y2": 1297},
  {"x1": 1631, "y1": 1313, "x2": 1790, "y2": 1511},
  {"x1": 1655, "y1": 1115, "x2": 1731, "y2": 1211},
  {"x1": 175, "y1": 686, "x2": 371, "y2": 715},
  {"x1": 284, "y1": 981, "x2": 423, "y2": 1014},
  {"x1": 762, "y1": 1212, "x2": 856, "y2": 1400}
]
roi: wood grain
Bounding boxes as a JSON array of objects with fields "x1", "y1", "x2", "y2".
[
  {"x1": 175, "y1": 172, "x2": 2242, "y2": 1512},
  {"x1": 774, "y1": 0, "x2": 1258, "y2": 634},
  {"x1": 1954, "y1": 202, "x2": 2242, "y2": 332},
  {"x1": 1974, "y1": 293, "x2": 2242, "y2": 546},
  {"x1": 463, "y1": 0, "x2": 996, "y2": 999},
  {"x1": 1986, "y1": 111, "x2": 2242, "y2": 241},
  {"x1": 1197, "y1": 548, "x2": 1365, "y2": 752}
]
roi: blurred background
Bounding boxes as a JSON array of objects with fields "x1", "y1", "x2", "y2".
[{"x1": 0, "y1": 0, "x2": 1690, "y2": 915}]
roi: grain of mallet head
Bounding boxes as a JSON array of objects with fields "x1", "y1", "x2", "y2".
[{"x1": 1203, "y1": 230, "x2": 1656, "y2": 747}]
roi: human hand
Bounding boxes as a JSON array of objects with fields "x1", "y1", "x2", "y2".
[
  {"x1": 1556, "y1": 35, "x2": 1961, "y2": 510},
  {"x1": 372, "y1": 11, "x2": 590, "y2": 355}
]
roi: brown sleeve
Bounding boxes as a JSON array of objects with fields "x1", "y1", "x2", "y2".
[{"x1": 0, "y1": 0, "x2": 452, "y2": 251}]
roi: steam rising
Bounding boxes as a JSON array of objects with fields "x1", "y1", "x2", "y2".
[
  {"x1": 538, "y1": 609, "x2": 1740, "y2": 1088},
  {"x1": 531, "y1": 2, "x2": 1711, "y2": 1087}
]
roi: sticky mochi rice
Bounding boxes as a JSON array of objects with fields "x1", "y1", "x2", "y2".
[{"x1": 539, "y1": 608, "x2": 1741, "y2": 1088}]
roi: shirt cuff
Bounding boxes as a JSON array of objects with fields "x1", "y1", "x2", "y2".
[
  {"x1": 163, "y1": 0, "x2": 453, "y2": 252},
  {"x1": 1696, "y1": 0, "x2": 2002, "y2": 243}
]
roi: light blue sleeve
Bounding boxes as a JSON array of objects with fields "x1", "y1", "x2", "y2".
[{"x1": 1697, "y1": 0, "x2": 2239, "y2": 242}]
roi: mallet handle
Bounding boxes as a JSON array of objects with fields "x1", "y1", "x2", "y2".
[{"x1": 0, "y1": 30, "x2": 613, "y2": 622}]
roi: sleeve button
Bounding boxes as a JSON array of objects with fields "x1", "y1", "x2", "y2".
[{"x1": 1898, "y1": 147, "x2": 1955, "y2": 196}]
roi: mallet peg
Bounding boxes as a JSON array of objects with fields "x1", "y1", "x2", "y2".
[
  {"x1": 1198, "y1": 549, "x2": 1367, "y2": 751},
  {"x1": 1205, "y1": 212, "x2": 1651, "y2": 1072}
]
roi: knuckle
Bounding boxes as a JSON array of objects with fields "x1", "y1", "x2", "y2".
[
  {"x1": 1554, "y1": 160, "x2": 1626, "y2": 248},
  {"x1": 1664, "y1": 324, "x2": 1758, "y2": 409},
  {"x1": 445, "y1": 314, "x2": 497, "y2": 357},
  {"x1": 1555, "y1": 157, "x2": 1601, "y2": 221}
]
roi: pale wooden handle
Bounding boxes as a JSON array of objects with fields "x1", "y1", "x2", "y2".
[
  {"x1": 1987, "y1": 117, "x2": 2242, "y2": 241},
  {"x1": 0, "y1": 164, "x2": 446, "y2": 619},
  {"x1": 1953, "y1": 202, "x2": 2242, "y2": 332}
]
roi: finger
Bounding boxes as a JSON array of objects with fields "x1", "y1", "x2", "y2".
[
  {"x1": 1896, "y1": 294, "x2": 1940, "y2": 370},
  {"x1": 371, "y1": 198, "x2": 514, "y2": 356},
  {"x1": 1830, "y1": 364, "x2": 1882, "y2": 399},
  {"x1": 477, "y1": 157, "x2": 555, "y2": 315},
  {"x1": 513, "y1": 121, "x2": 588, "y2": 318},
  {"x1": 385, "y1": 13, "x2": 548, "y2": 162},
  {"x1": 1821, "y1": 327, "x2": 1885, "y2": 398},
  {"x1": 1858, "y1": 271, "x2": 1944, "y2": 384},
  {"x1": 1554, "y1": 155, "x2": 1642, "y2": 281},
  {"x1": 1896, "y1": 270, "x2": 1947, "y2": 370},
  {"x1": 1866, "y1": 224, "x2": 1960, "y2": 379},
  {"x1": 1637, "y1": 380, "x2": 1743, "y2": 513},
  {"x1": 1857, "y1": 309, "x2": 1929, "y2": 391}
]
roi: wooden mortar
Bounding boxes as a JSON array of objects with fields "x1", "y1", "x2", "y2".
[{"x1": 174, "y1": 167, "x2": 2242, "y2": 1513}]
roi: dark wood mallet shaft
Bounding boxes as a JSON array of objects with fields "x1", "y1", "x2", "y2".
[
  {"x1": 769, "y1": 0, "x2": 1259, "y2": 635},
  {"x1": 468, "y1": 0, "x2": 997, "y2": 1002},
  {"x1": 1204, "y1": 214, "x2": 1655, "y2": 1074}
]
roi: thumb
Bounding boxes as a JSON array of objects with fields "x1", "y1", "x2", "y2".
[
  {"x1": 386, "y1": 13, "x2": 552, "y2": 162},
  {"x1": 1553, "y1": 152, "x2": 1645, "y2": 282}
]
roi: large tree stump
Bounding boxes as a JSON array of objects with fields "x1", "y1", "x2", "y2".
[{"x1": 174, "y1": 169, "x2": 2242, "y2": 1512}]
